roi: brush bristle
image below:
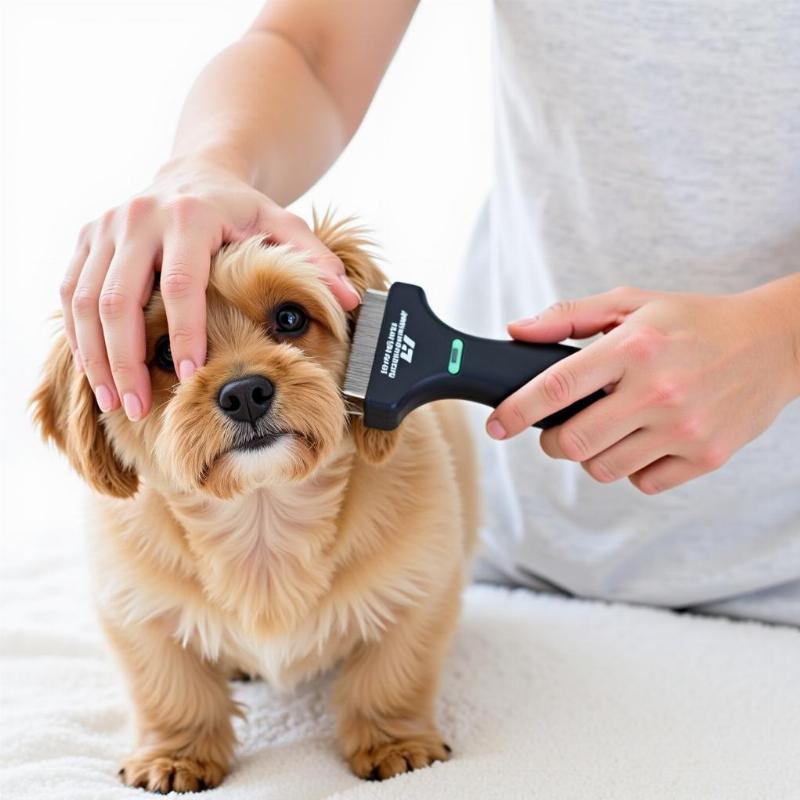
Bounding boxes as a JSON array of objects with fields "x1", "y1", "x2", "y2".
[{"x1": 343, "y1": 289, "x2": 388, "y2": 403}]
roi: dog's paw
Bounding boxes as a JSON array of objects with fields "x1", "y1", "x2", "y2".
[
  {"x1": 349, "y1": 735, "x2": 452, "y2": 781},
  {"x1": 119, "y1": 751, "x2": 227, "y2": 793}
]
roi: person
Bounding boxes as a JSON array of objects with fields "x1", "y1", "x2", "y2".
[{"x1": 59, "y1": 1, "x2": 800, "y2": 625}]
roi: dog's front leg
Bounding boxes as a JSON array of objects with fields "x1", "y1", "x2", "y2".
[
  {"x1": 334, "y1": 571, "x2": 462, "y2": 781},
  {"x1": 102, "y1": 616, "x2": 239, "y2": 793}
]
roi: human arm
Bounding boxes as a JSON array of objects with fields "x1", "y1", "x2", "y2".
[
  {"x1": 61, "y1": 0, "x2": 419, "y2": 420},
  {"x1": 485, "y1": 274, "x2": 800, "y2": 494}
]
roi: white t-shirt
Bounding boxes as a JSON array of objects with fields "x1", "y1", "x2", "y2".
[{"x1": 457, "y1": 1, "x2": 800, "y2": 625}]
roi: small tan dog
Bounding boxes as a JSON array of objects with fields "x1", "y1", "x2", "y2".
[{"x1": 32, "y1": 216, "x2": 478, "y2": 792}]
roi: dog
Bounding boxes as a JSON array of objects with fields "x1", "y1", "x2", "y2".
[{"x1": 31, "y1": 215, "x2": 479, "y2": 792}]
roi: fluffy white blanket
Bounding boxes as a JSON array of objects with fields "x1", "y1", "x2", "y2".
[{"x1": 1, "y1": 531, "x2": 798, "y2": 800}]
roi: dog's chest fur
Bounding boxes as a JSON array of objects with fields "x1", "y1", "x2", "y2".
[{"x1": 94, "y1": 450, "x2": 428, "y2": 690}]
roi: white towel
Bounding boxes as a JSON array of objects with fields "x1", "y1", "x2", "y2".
[{"x1": 1, "y1": 528, "x2": 799, "y2": 800}]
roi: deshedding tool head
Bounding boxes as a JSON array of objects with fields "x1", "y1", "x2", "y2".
[{"x1": 343, "y1": 288, "x2": 388, "y2": 410}]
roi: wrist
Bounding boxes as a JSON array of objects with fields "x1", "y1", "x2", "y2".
[
  {"x1": 740, "y1": 275, "x2": 800, "y2": 402},
  {"x1": 156, "y1": 145, "x2": 255, "y2": 186}
]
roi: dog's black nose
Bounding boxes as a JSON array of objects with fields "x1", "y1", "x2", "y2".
[{"x1": 217, "y1": 375, "x2": 275, "y2": 423}]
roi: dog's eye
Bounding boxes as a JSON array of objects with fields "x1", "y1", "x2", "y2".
[
  {"x1": 273, "y1": 304, "x2": 308, "y2": 336},
  {"x1": 154, "y1": 335, "x2": 174, "y2": 371}
]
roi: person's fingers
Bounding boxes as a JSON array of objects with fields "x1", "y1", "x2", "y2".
[
  {"x1": 507, "y1": 286, "x2": 648, "y2": 343},
  {"x1": 100, "y1": 238, "x2": 158, "y2": 422},
  {"x1": 486, "y1": 338, "x2": 624, "y2": 439},
  {"x1": 160, "y1": 219, "x2": 211, "y2": 383},
  {"x1": 60, "y1": 230, "x2": 91, "y2": 370},
  {"x1": 72, "y1": 237, "x2": 119, "y2": 412},
  {"x1": 538, "y1": 388, "x2": 641, "y2": 463},
  {"x1": 629, "y1": 435, "x2": 733, "y2": 494},
  {"x1": 578, "y1": 429, "x2": 671, "y2": 484},
  {"x1": 266, "y1": 212, "x2": 361, "y2": 310},
  {"x1": 629, "y1": 454, "x2": 711, "y2": 495}
]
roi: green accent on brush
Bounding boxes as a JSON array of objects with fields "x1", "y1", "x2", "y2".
[{"x1": 448, "y1": 338, "x2": 464, "y2": 374}]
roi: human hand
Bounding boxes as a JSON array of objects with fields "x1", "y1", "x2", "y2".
[
  {"x1": 485, "y1": 284, "x2": 800, "y2": 494},
  {"x1": 60, "y1": 156, "x2": 360, "y2": 421}
]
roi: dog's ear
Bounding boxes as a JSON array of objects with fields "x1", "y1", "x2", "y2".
[
  {"x1": 313, "y1": 211, "x2": 401, "y2": 464},
  {"x1": 348, "y1": 415, "x2": 400, "y2": 465},
  {"x1": 30, "y1": 332, "x2": 138, "y2": 498},
  {"x1": 312, "y1": 209, "x2": 389, "y2": 297}
]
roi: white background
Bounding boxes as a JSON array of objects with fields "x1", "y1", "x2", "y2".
[{"x1": 0, "y1": 0, "x2": 492, "y2": 553}]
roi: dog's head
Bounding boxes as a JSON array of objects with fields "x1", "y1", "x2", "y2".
[{"x1": 31, "y1": 217, "x2": 399, "y2": 500}]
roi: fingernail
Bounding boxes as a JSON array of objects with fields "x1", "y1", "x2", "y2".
[
  {"x1": 74, "y1": 351, "x2": 85, "y2": 373},
  {"x1": 95, "y1": 384, "x2": 114, "y2": 413},
  {"x1": 123, "y1": 392, "x2": 142, "y2": 422},
  {"x1": 178, "y1": 359, "x2": 196, "y2": 382},
  {"x1": 511, "y1": 316, "x2": 539, "y2": 327},
  {"x1": 487, "y1": 419, "x2": 507, "y2": 440},
  {"x1": 339, "y1": 275, "x2": 360, "y2": 301}
]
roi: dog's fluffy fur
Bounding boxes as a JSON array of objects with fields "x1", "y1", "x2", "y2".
[{"x1": 31, "y1": 216, "x2": 478, "y2": 791}]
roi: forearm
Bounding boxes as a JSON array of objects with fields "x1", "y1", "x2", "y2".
[
  {"x1": 743, "y1": 272, "x2": 800, "y2": 402},
  {"x1": 168, "y1": 30, "x2": 346, "y2": 205},
  {"x1": 164, "y1": 0, "x2": 418, "y2": 206}
]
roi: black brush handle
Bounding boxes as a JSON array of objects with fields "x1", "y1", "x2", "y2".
[
  {"x1": 362, "y1": 283, "x2": 605, "y2": 430},
  {"x1": 448, "y1": 334, "x2": 604, "y2": 429}
]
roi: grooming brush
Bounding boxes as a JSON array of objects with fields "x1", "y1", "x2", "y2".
[{"x1": 343, "y1": 282, "x2": 604, "y2": 430}]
